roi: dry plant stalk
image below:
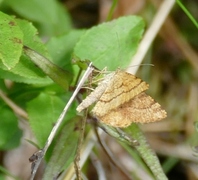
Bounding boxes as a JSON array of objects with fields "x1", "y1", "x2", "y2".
[
  {"x1": 74, "y1": 108, "x2": 89, "y2": 180},
  {"x1": 30, "y1": 63, "x2": 94, "y2": 180}
]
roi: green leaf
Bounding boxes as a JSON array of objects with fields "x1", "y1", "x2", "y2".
[
  {"x1": 17, "y1": 19, "x2": 72, "y2": 89},
  {"x1": 0, "y1": 67, "x2": 51, "y2": 85},
  {"x1": 0, "y1": 18, "x2": 56, "y2": 84},
  {"x1": 23, "y1": 47, "x2": 71, "y2": 90},
  {"x1": 46, "y1": 30, "x2": 86, "y2": 71},
  {"x1": 16, "y1": 18, "x2": 51, "y2": 58},
  {"x1": 0, "y1": 54, "x2": 49, "y2": 79},
  {"x1": 0, "y1": 0, "x2": 3, "y2": 5},
  {"x1": 5, "y1": 0, "x2": 72, "y2": 36},
  {"x1": 27, "y1": 92, "x2": 66, "y2": 147},
  {"x1": 0, "y1": 11, "x2": 23, "y2": 69},
  {"x1": 74, "y1": 16, "x2": 145, "y2": 70},
  {"x1": 43, "y1": 117, "x2": 80, "y2": 180},
  {"x1": 0, "y1": 106, "x2": 22, "y2": 150}
]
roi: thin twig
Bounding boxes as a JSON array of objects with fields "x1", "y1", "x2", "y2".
[
  {"x1": 127, "y1": 0, "x2": 175, "y2": 74},
  {"x1": 94, "y1": 126, "x2": 133, "y2": 180},
  {"x1": 30, "y1": 63, "x2": 94, "y2": 180},
  {"x1": 62, "y1": 129, "x2": 100, "y2": 180},
  {"x1": 74, "y1": 109, "x2": 89, "y2": 180},
  {"x1": 0, "y1": 89, "x2": 28, "y2": 120}
]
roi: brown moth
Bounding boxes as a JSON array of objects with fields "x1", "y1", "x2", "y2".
[{"x1": 77, "y1": 70, "x2": 167, "y2": 128}]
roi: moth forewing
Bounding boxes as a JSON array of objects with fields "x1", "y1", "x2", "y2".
[{"x1": 91, "y1": 71, "x2": 167, "y2": 128}]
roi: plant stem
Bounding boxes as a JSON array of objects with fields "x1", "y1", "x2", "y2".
[{"x1": 126, "y1": 124, "x2": 168, "y2": 180}]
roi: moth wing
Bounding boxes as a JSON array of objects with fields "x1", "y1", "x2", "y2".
[
  {"x1": 97, "y1": 92, "x2": 167, "y2": 127},
  {"x1": 92, "y1": 71, "x2": 149, "y2": 117}
]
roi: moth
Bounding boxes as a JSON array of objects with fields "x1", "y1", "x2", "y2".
[{"x1": 77, "y1": 70, "x2": 167, "y2": 127}]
